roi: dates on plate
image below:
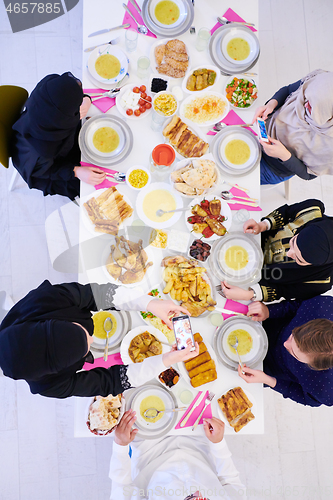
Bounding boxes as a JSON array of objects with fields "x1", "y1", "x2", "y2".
[{"x1": 189, "y1": 239, "x2": 211, "y2": 262}]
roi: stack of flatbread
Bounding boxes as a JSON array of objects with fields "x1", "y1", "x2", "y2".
[
  {"x1": 155, "y1": 39, "x2": 189, "y2": 78},
  {"x1": 170, "y1": 159, "x2": 217, "y2": 196},
  {"x1": 218, "y1": 387, "x2": 255, "y2": 433},
  {"x1": 184, "y1": 332, "x2": 217, "y2": 387},
  {"x1": 83, "y1": 187, "x2": 133, "y2": 235},
  {"x1": 88, "y1": 394, "x2": 122, "y2": 431},
  {"x1": 163, "y1": 116, "x2": 209, "y2": 158}
]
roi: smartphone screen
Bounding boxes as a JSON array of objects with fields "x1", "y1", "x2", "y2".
[
  {"x1": 172, "y1": 315, "x2": 195, "y2": 351},
  {"x1": 257, "y1": 118, "x2": 269, "y2": 142}
]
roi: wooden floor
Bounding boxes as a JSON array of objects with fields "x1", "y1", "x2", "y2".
[{"x1": 0, "y1": 1, "x2": 333, "y2": 499}]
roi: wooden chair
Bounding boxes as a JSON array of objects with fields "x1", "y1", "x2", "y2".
[{"x1": 0, "y1": 85, "x2": 29, "y2": 191}]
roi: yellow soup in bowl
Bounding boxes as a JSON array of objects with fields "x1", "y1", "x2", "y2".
[
  {"x1": 224, "y1": 245, "x2": 249, "y2": 270},
  {"x1": 155, "y1": 0, "x2": 180, "y2": 25},
  {"x1": 93, "y1": 311, "x2": 117, "y2": 340},
  {"x1": 228, "y1": 329, "x2": 253, "y2": 356},
  {"x1": 93, "y1": 127, "x2": 120, "y2": 153},
  {"x1": 140, "y1": 395, "x2": 165, "y2": 423},
  {"x1": 143, "y1": 189, "x2": 176, "y2": 222},
  {"x1": 95, "y1": 54, "x2": 121, "y2": 80},
  {"x1": 227, "y1": 38, "x2": 250, "y2": 61},
  {"x1": 225, "y1": 139, "x2": 251, "y2": 165}
]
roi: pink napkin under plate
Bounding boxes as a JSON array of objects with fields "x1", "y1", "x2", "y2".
[
  {"x1": 80, "y1": 162, "x2": 119, "y2": 189},
  {"x1": 83, "y1": 352, "x2": 123, "y2": 371},
  {"x1": 175, "y1": 390, "x2": 212, "y2": 429},
  {"x1": 207, "y1": 109, "x2": 257, "y2": 137},
  {"x1": 227, "y1": 185, "x2": 262, "y2": 212},
  {"x1": 211, "y1": 8, "x2": 257, "y2": 35},
  {"x1": 122, "y1": 0, "x2": 157, "y2": 38},
  {"x1": 221, "y1": 299, "x2": 249, "y2": 320},
  {"x1": 83, "y1": 88, "x2": 116, "y2": 113}
]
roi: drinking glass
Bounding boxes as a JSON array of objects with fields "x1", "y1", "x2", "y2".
[
  {"x1": 195, "y1": 27, "x2": 211, "y2": 51},
  {"x1": 137, "y1": 56, "x2": 150, "y2": 79},
  {"x1": 150, "y1": 110, "x2": 166, "y2": 131},
  {"x1": 125, "y1": 29, "x2": 138, "y2": 52}
]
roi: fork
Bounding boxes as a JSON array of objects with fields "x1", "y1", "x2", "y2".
[
  {"x1": 84, "y1": 38, "x2": 119, "y2": 53},
  {"x1": 90, "y1": 89, "x2": 122, "y2": 101},
  {"x1": 192, "y1": 391, "x2": 215, "y2": 431}
]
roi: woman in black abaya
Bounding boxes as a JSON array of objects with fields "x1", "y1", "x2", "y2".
[{"x1": 11, "y1": 72, "x2": 106, "y2": 199}]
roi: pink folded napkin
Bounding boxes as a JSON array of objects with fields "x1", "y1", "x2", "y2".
[
  {"x1": 211, "y1": 8, "x2": 257, "y2": 35},
  {"x1": 207, "y1": 110, "x2": 257, "y2": 137},
  {"x1": 122, "y1": 0, "x2": 157, "y2": 38},
  {"x1": 221, "y1": 299, "x2": 249, "y2": 320},
  {"x1": 83, "y1": 88, "x2": 116, "y2": 113},
  {"x1": 175, "y1": 390, "x2": 212, "y2": 429},
  {"x1": 83, "y1": 352, "x2": 123, "y2": 371},
  {"x1": 80, "y1": 161, "x2": 119, "y2": 189},
  {"x1": 228, "y1": 185, "x2": 262, "y2": 212}
]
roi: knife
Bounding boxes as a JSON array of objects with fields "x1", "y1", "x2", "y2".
[
  {"x1": 179, "y1": 391, "x2": 206, "y2": 428},
  {"x1": 88, "y1": 23, "x2": 130, "y2": 38}
]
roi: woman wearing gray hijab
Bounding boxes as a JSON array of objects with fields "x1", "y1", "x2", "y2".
[{"x1": 253, "y1": 70, "x2": 333, "y2": 184}]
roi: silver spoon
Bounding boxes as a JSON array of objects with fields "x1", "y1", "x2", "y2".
[
  {"x1": 103, "y1": 317, "x2": 113, "y2": 362},
  {"x1": 221, "y1": 190, "x2": 258, "y2": 202},
  {"x1": 122, "y1": 3, "x2": 148, "y2": 35},
  {"x1": 106, "y1": 172, "x2": 126, "y2": 183},
  {"x1": 156, "y1": 207, "x2": 189, "y2": 217},
  {"x1": 217, "y1": 16, "x2": 255, "y2": 27},
  {"x1": 144, "y1": 406, "x2": 187, "y2": 419},
  {"x1": 213, "y1": 122, "x2": 253, "y2": 132},
  {"x1": 229, "y1": 336, "x2": 245, "y2": 374}
]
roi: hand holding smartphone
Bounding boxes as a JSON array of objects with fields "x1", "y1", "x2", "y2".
[
  {"x1": 172, "y1": 315, "x2": 196, "y2": 352},
  {"x1": 257, "y1": 118, "x2": 270, "y2": 143}
]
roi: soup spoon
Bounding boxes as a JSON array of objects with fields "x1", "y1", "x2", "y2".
[
  {"x1": 217, "y1": 16, "x2": 255, "y2": 27},
  {"x1": 229, "y1": 336, "x2": 245, "y2": 374},
  {"x1": 156, "y1": 207, "x2": 189, "y2": 217},
  {"x1": 103, "y1": 317, "x2": 114, "y2": 362},
  {"x1": 213, "y1": 122, "x2": 253, "y2": 132},
  {"x1": 122, "y1": 3, "x2": 148, "y2": 35},
  {"x1": 143, "y1": 406, "x2": 187, "y2": 419},
  {"x1": 221, "y1": 190, "x2": 258, "y2": 202}
]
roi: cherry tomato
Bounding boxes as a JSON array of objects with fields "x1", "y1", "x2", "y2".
[
  {"x1": 133, "y1": 87, "x2": 140, "y2": 93},
  {"x1": 139, "y1": 98, "x2": 145, "y2": 106},
  {"x1": 139, "y1": 85, "x2": 146, "y2": 92},
  {"x1": 134, "y1": 109, "x2": 141, "y2": 116},
  {"x1": 145, "y1": 102, "x2": 152, "y2": 109},
  {"x1": 139, "y1": 106, "x2": 146, "y2": 113},
  {"x1": 126, "y1": 108, "x2": 133, "y2": 116},
  {"x1": 141, "y1": 92, "x2": 147, "y2": 99},
  {"x1": 146, "y1": 95, "x2": 152, "y2": 102}
]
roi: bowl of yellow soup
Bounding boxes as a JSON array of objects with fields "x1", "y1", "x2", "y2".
[
  {"x1": 149, "y1": 0, "x2": 187, "y2": 29},
  {"x1": 88, "y1": 45, "x2": 128, "y2": 84},
  {"x1": 221, "y1": 30, "x2": 257, "y2": 66},
  {"x1": 213, "y1": 316, "x2": 268, "y2": 371},
  {"x1": 136, "y1": 181, "x2": 183, "y2": 229},
  {"x1": 85, "y1": 118, "x2": 125, "y2": 158},
  {"x1": 220, "y1": 133, "x2": 257, "y2": 170},
  {"x1": 90, "y1": 310, "x2": 132, "y2": 354},
  {"x1": 126, "y1": 165, "x2": 151, "y2": 191}
]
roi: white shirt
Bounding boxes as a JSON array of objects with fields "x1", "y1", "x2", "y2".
[{"x1": 109, "y1": 435, "x2": 246, "y2": 500}]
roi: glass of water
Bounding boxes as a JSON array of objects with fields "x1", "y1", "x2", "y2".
[
  {"x1": 125, "y1": 29, "x2": 138, "y2": 52},
  {"x1": 137, "y1": 56, "x2": 150, "y2": 79},
  {"x1": 195, "y1": 27, "x2": 211, "y2": 51}
]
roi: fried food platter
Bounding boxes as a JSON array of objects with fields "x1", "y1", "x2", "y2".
[
  {"x1": 184, "y1": 195, "x2": 232, "y2": 241},
  {"x1": 120, "y1": 325, "x2": 170, "y2": 365},
  {"x1": 150, "y1": 38, "x2": 191, "y2": 79},
  {"x1": 162, "y1": 115, "x2": 210, "y2": 160},
  {"x1": 178, "y1": 339, "x2": 219, "y2": 390},
  {"x1": 170, "y1": 154, "x2": 219, "y2": 198},
  {"x1": 216, "y1": 385, "x2": 256, "y2": 434}
]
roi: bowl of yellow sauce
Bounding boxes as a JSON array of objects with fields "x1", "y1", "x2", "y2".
[
  {"x1": 220, "y1": 132, "x2": 256, "y2": 170},
  {"x1": 126, "y1": 165, "x2": 151, "y2": 191},
  {"x1": 136, "y1": 181, "x2": 183, "y2": 229},
  {"x1": 149, "y1": 0, "x2": 187, "y2": 29},
  {"x1": 88, "y1": 45, "x2": 128, "y2": 84},
  {"x1": 221, "y1": 31, "x2": 256, "y2": 66}
]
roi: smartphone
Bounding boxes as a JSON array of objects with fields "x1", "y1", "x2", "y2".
[
  {"x1": 257, "y1": 118, "x2": 270, "y2": 143},
  {"x1": 172, "y1": 315, "x2": 196, "y2": 351}
]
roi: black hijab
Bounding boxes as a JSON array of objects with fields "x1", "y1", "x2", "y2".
[
  {"x1": 0, "y1": 280, "x2": 92, "y2": 381},
  {"x1": 13, "y1": 72, "x2": 83, "y2": 158}
]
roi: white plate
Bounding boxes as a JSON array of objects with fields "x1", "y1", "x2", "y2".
[
  {"x1": 156, "y1": 364, "x2": 181, "y2": 391},
  {"x1": 115, "y1": 83, "x2": 153, "y2": 121},
  {"x1": 136, "y1": 182, "x2": 183, "y2": 229},
  {"x1": 216, "y1": 386, "x2": 256, "y2": 433},
  {"x1": 80, "y1": 186, "x2": 134, "y2": 236},
  {"x1": 184, "y1": 195, "x2": 232, "y2": 241},
  {"x1": 86, "y1": 395, "x2": 126, "y2": 436},
  {"x1": 102, "y1": 243, "x2": 157, "y2": 289},
  {"x1": 84, "y1": 118, "x2": 126, "y2": 158},
  {"x1": 180, "y1": 91, "x2": 229, "y2": 127},
  {"x1": 170, "y1": 153, "x2": 219, "y2": 199},
  {"x1": 149, "y1": 38, "x2": 190, "y2": 80},
  {"x1": 142, "y1": 0, "x2": 194, "y2": 38},
  {"x1": 149, "y1": 0, "x2": 187, "y2": 29},
  {"x1": 219, "y1": 132, "x2": 257, "y2": 170},
  {"x1": 182, "y1": 64, "x2": 220, "y2": 94},
  {"x1": 88, "y1": 45, "x2": 128, "y2": 85},
  {"x1": 178, "y1": 341, "x2": 220, "y2": 390},
  {"x1": 221, "y1": 322, "x2": 261, "y2": 365},
  {"x1": 163, "y1": 115, "x2": 209, "y2": 160},
  {"x1": 223, "y1": 74, "x2": 258, "y2": 110},
  {"x1": 90, "y1": 310, "x2": 132, "y2": 354},
  {"x1": 120, "y1": 325, "x2": 170, "y2": 365},
  {"x1": 217, "y1": 237, "x2": 256, "y2": 277},
  {"x1": 86, "y1": 69, "x2": 129, "y2": 91},
  {"x1": 221, "y1": 30, "x2": 257, "y2": 66}
]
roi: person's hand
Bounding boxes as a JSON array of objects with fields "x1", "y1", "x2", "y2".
[
  {"x1": 247, "y1": 301, "x2": 269, "y2": 321},
  {"x1": 220, "y1": 281, "x2": 253, "y2": 301},
  {"x1": 243, "y1": 219, "x2": 267, "y2": 235},
  {"x1": 238, "y1": 364, "x2": 276, "y2": 387},
  {"x1": 146, "y1": 299, "x2": 190, "y2": 329},
  {"x1": 260, "y1": 137, "x2": 292, "y2": 162},
  {"x1": 252, "y1": 99, "x2": 278, "y2": 123},
  {"x1": 80, "y1": 96, "x2": 91, "y2": 119},
  {"x1": 203, "y1": 417, "x2": 225, "y2": 443},
  {"x1": 114, "y1": 410, "x2": 138, "y2": 446},
  {"x1": 162, "y1": 339, "x2": 199, "y2": 367},
  {"x1": 74, "y1": 166, "x2": 106, "y2": 185}
]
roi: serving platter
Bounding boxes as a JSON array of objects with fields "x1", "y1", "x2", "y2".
[
  {"x1": 177, "y1": 340, "x2": 220, "y2": 390},
  {"x1": 170, "y1": 153, "x2": 220, "y2": 199},
  {"x1": 120, "y1": 325, "x2": 170, "y2": 365},
  {"x1": 179, "y1": 91, "x2": 229, "y2": 127},
  {"x1": 115, "y1": 83, "x2": 153, "y2": 121},
  {"x1": 149, "y1": 37, "x2": 191, "y2": 79},
  {"x1": 215, "y1": 385, "x2": 257, "y2": 433},
  {"x1": 162, "y1": 115, "x2": 209, "y2": 160},
  {"x1": 184, "y1": 195, "x2": 232, "y2": 241},
  {"x1": 136, "y1": 182, "x2": 184, "y2": 229},
  {"x1": 90, "y1": 310, "x2": 132, "y2": 355},
  {"x1": 223, "y1": 74, "x2": 258, "y2": 110},
  {"x1": 182, "y1": 64, "x2": 221, "y2": 94},
  {"x1": 79, "y1": 115, "x2": 133, "y2": 167},
  {"x1": 86, "y1": 395, "x2": 126, "y2": 436},
  {"x1": 213, "y1": 316, "x2": 268, "y2": 370},
  {"x1": 142, "y1": 0, "x2": 194, "y2": 38}
]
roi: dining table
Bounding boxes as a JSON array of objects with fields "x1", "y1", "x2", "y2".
[{"x1": 74, "y1": 0, "x2": 263, "y2": 438}]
